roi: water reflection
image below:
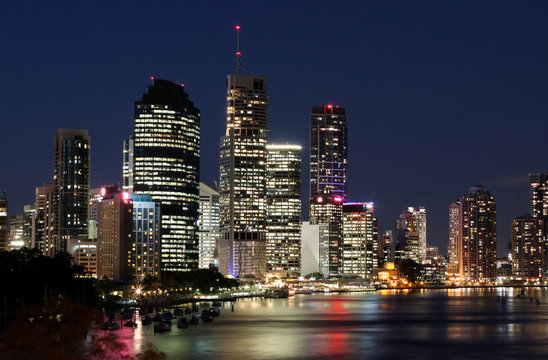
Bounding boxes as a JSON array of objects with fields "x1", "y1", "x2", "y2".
[{"x1": 107, "y1": 288, "x2": 548, "y2": 359}]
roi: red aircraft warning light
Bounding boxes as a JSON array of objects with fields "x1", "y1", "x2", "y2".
[
  {"x1": 235, "y1": 25, "x2": 241, "y2": 30},
  {"x1": 333, "y1": 196, "x2": 343, "y2": 203},
  {"x1": 327, "y1": 104, "x2": 333, "y2": 109},
  {"x1": 316, "y1": 196, "x2": 324, "y2": 203}
]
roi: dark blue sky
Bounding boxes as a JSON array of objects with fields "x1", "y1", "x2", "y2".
[{"x1": 1, "y1": 1, "x2": 547, "y2": 255}]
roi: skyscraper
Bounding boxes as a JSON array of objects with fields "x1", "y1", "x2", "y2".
[
  {"x1": 0, "y1": 192, "x2": 7, "y2": 251},
  {"x1": 219, "y1": 69, "x2": 269, "y2": 278},
  {"x1": 35, "y1": 182, "x2": 54, "y2": 254},
  {"x1": 378, "y1": 230, "x2": 393, "y2": 266},
  {"x1": 529, "y1": 173, "x2": 548, "y2": 273},
  {"x1": 310, "y1": 105, "x2": 348, "y2": 200},
  {"x1": 128, "y1": 79, "x2": 200, "y2": 271},
  {"x1": 341, "y1": 202, "x2": 377, "y2": 280},
  {"x1": 309, "y1": 105, "x2": 348, "y2": 278},
  {"x1": 199, "y1": 183, "x2": 220, "y2": 270},
  {"x1": 395, "y1": 209, "x2": 420, "y2": 264},
  {"x1": 408, "y1": 206, "x2": 427, "y2": 261},
  {"x1": 266, "y1": 144, "x2": 302, "y2": 277},
  {"x1": 452, "y1": 185, "x2": 497, "y2": 282},
  {"x1": 511, "y1": 216, "x2": 543, "y2": 279},
  {"x1": 130, "y1": 194, "x2": 161, "y2": 280},
  {"x1": 97, "y1": 189, "x2": 133, "y2": 281},
  {"x1": 8, "y1": 214, "x2": 25, "y2": 250},
  {"x1": 52, "y1": 129, "x2": 90, "y2": 255}
]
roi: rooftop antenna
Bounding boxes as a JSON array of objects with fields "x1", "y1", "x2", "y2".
[{"x1": 235, "y1": 25, "x2": 248, "y2": 74}]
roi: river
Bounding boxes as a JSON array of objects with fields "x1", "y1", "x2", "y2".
[{"x1": 113, "y1": 287, "x2": 548, "y2": 359}]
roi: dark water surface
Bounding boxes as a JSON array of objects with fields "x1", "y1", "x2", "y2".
[{"x1": 116, "y1": 288, "x2": 548, "y2": 359}]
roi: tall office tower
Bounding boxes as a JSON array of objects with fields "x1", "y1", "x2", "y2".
[
  {"x1": 31, "y1": 209, "x2": 45, "y2": 252},
  {"x1": 301, "y1": 221, "x2": 328, "y2": 276},
  {"x1": 407, "y1": 206, "x2": 427, "y2": 261},
  {"x1": 447, "y1": 202, "x2": 460, "y2": 275},
  {"x1": 0, "y1": 192, "x2": 7, "y2": 251},
  {"x1": 35, "y1": 183, "x2": 54, "y2": 254},
  {"x1": 266, "y1": 144, "x2": 302, "y2": 277},
  {"x1": 8, "y1": 214, "x2": 25, "y2": 250},
  {"x1": 130, "y1": 79, "x2": 200, "y2": 271},
  {"x1": 454, "y1": 185, "x2": 497, "y2": 282},
  {"x1": 395, "y1": 209, "x2": 420, "y2": 264},
  {"x1": 309, "y1": 105, "x2": 348, "y2": 278},
  {"x1": 122, "y1": 136, "x2": 134, "y2": 192},
  {"x1": 219, "y1": 68, "x2": 269, "y2": 278},
  {"x1": 97, "y1": 190, "x2": 133, "y2": 281},
  {"x1": 130, "y1": 194, "x2": 161, "y2": 280},
  {"x1": 341, "y1": 203, "x2": 377, "y2": 280},
  {"x1": 378, "y1": 230, "x2": 393, "y2": 266},
  {"x1": 529, "y1": 173, "x2": 548, "y2": 273},
  {"x1": 310, "y1": 105, "x2": 348, "y2": 200},
  {"x1": 310, "y1": 194, "x2": 343, "y2": 277},
  {"x1": 511, "y1": 216, "x2": 544, "y2": 278},
  {"x1": 198, "y1": 183, "x2": 220, "y2": 270},
  {"x1": 52, "y1": 129, "x2": 90, "y2": 254},
  {"x1": 88, "y1": 186, "x2": 116, "y2": 241}
]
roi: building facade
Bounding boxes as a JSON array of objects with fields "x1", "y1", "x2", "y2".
[
  {"x1": 128, "y1": 79, "x2": 200, "y2": 272},
  {"x1": 511, "y1": 216, "x2": 543, "y2": 279},
  {"x1": 219, "y1": 74, "x2": 268, "y2": 278},
  {"x1": 447, "y1": 202, "x2": 460, "y2": 275},
  {"x1": 408, "y1": 206, "x2": 427, "y2": 261},
  {"x1": 341, "y1": 203, "x2": 377, "y2": 280},
  {"x1": 0, "y1": 192, "x2": 7, "y2": 251},
  {"x1": 266, "y1": 144, "x2": 302, "y2": 277},
  {"x1": 395, "y1": 209, "x2": 420, "y2": 264},
  {"x1": 453, "y1": 185, "x2": 497, "y2": 282},
  {"x1": 310, "y1": 194, "x2": 343, "y2": 277},
  {"x1": 130, "y1": 194, "x2": 161, "y2": 280},
  {"x1": 35, "y1": 183, "x2": 54, "y2": 254},
  {"x1": 198, "y1": 183, "x2": 220, "y2": 270},
  {"x1": 529, "y1": 173, "x2": 548, "y2": 273},
  {"x1": 52, "y1": 129, "x2": 91, "y2": 255},
  {"x1": 8, "y1": 214, "x2": 25, "y2": 250}
]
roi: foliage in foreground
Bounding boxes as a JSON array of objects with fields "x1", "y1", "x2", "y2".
[{"x1": 162, "y1": 268, "x2": 239, "y2": 293}]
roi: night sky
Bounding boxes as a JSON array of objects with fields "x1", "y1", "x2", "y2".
[{"x1": 1, "y1": 1, "x2": 547, "y2": 256}]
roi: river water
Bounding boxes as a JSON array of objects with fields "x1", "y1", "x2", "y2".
[{"x1": 114, "y1": 287, "x2": 548, "y2": 359}]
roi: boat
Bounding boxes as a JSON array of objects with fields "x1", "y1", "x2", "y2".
[
  {"x1": 266, "y1": 287, "x2": 289, "y2": 298},
  {"x1": 174, "y1": 308, "x2": 183, "y2": 316},
  {"x1": 184, "y1": 307, "x2": 192, "y2": 315},
  {"x1": 189, "y1": 316, "x2": 199, "y2": 325},
  {"x1": 162, "y1": 311, "x2": 174, "y2": 320},
  {"x1": 142, "y1": 315, "x2": 152, "y2": 326},
  {"x1": 209, "y1": 308, "x2": 220, "y2": 317},
  {"x1": 201, "y1": 313, "x2": 213, "y2": 322},
  {"x1": 124, "y1": 320, "x2": 138, "y2": 327},
  {"x1": 104, "y1": 321, "x2": 120, "y2": 330},
  {"x1": 154, "y1": 322, "x2": 171, "y2": 333},
  {"x1": 177, "y1": 318, "x2": 188, "y2": 329},
  {"x1": 212, "y1": 301, "x2": 222, "y2": 307},
  {"x1": 152, "y1": 314, "x2": 162, "y2": 322}
]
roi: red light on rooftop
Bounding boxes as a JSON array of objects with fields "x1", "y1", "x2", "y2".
[
  {"x1": 316, "y1": 196, "x2": 324, "y2": 203},
  {"x1": 235, "y1": 25, "x2": 241, "y2": 30},
  {"x1": 327, "y1": 104, "x2": 333, "y2": 109},
  {"x1": 180, "y1": 83, "x2": 184, "y2": 87},
  {"x1": 236, "y1": 51, "x2": 242, "y2": 56},
  {"x1": 335, "y1": 105, "x2": 339, "y2": 108},
  {"x1": 333, "y1": 196, "x2": 343, "y2": 203},
  {"x1": 122, "y1": 192, "x2": 130, "y2": 201},
  {"x1": 100, "y1": 188, "x2": 106, "y2": 197},
  {"x1": 150, "y1": 76, "x2": 155, "y2": 80}
]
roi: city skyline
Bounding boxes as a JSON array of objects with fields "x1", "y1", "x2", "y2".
[{"x1": 2, "y1": 2, "x2": 548, "y2": 255}]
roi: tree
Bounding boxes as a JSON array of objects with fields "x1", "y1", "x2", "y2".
[
  {"x1": 398, "y1": 259, "x2": 422, "y2": 284},
  {"x1": 305, "y1": 272, "x2": 324, "y2": 280}
]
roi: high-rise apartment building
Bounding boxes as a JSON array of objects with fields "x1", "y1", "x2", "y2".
[
  {"x1": 378, "y1": 230, "x2": 393, "y2": 267},
  {"x1": 407, "y1": 206, "x2": 427, "y2": 261},
  {"x1": 35, "y1": 183, "x2": 54, "y2": 254},
  {"x1": 447, "y1": 202, "x2": 460, "y2": 275},
  {"x1": 395, "y1": 209, "x2": 420, "y2": 264},
  {"x1": 130, "y1": 194, "x2": 161, "y2": 280},
  {"x1": 511, "y1": 216, "x2": 543, "y2": 279},
  {"x1": 127, "y1": 79, "x2": 200, "y2": 271},
  {"x1": 122, "y1": 136, "x2": 134, "y2": 192},
  {"x1": 8, "y1": 214, "x2": 25, "y2": 250},
  {"x1": 266, "y1": 144, "x2": 302, "y2": 277},
  {"x1": 452, "y1": 185, "x2": 497, "y2": 282},
  {"x1": 341, "y1": 203, "x2": 377, "y2": 280},
  {"x1": 0, "y1": 192, "x2": 7, "y2": 251},
  {"x1": 97, "y1": 190, "x2": 133, "y2": 281},
  {"x1": 198, "y1": 183, "x2": 220, "y2": 270},
  {"x1": 529, "y1": 173, "x2": 548, "y2": 273},
  {"x1": 219, "y1": 73, "x2": 268, "y2": 278},
  {"x1": 52, "y1": 129, "x2": 90, "y2": 254}
]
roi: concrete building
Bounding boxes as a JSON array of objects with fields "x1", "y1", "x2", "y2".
[
  {"x1": 97, "y1": 190, "x2": 133, "y2": 281},
  {"x1": 341, "y1": 203, "x2": 377, "y2": 280},
  {"x1": 198, "y1": 183, "x2": 220, "y2": 270},
  {"x1": 219, "y1": 73, "x2": 268, "y2": 278},
  {"x1": 52, "y1": 129, "x2": 91, "y2": 255},
  {"x1": 301, "y1": 221, "x2": 328, "y2": 276},
  {"x1": 266, "y1": 145, "x2": 302, "y2": 277},
  {"x1": 511, "y1": 216, "x2": 543, "y2": 279},
  {"x1": 127, "y1": 79, "x2": 200, "y2": 272},
  {"x1": 452, "y1": 185, "x2": 497, "y2": 282},
  {"x1": 130, "y1": 194, "x2": 161, "y2": 280}
]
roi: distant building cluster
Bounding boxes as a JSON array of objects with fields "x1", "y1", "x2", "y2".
[{"x1": 1, "y1": 27, "x2": 546, "y2": 287}]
